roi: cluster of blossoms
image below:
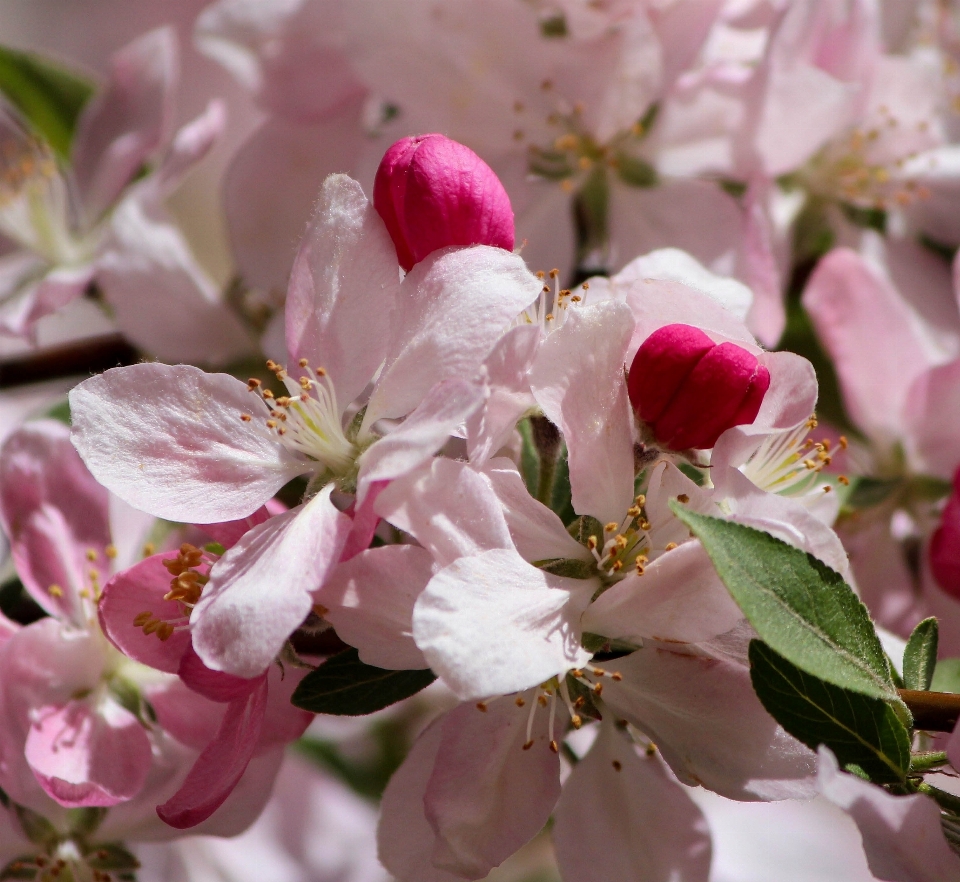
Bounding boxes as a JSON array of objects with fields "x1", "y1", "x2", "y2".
[{"x1": 6, "y1": 2, "x2": 960, "y2": 881}]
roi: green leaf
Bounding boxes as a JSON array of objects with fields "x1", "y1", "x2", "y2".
[
  {"x1": 749, "y1": 640, "x2": 911, "y2": 784},
  {"x1": 291, "y1": 648, "x2": 436, "y2": 716},
  {"x1": 0, "y1": 44, "x2": 94, "y2": 160},
  {"x1": 903, "y1": 618, "x2": 939, "y2": 692},
  {"x1": 672, "y1": 505, "x2": 897, "y2": 701},
  {"x1": 932, "y1": 658, "x2": 960, "y2": 693}
]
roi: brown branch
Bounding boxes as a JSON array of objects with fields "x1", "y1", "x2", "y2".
[
  {"x1": 899, "y1": 689, "x2": 960, "y2": 732},
  {"x1": 0, "y1": 335, "x2": 139, "y2": 389}
]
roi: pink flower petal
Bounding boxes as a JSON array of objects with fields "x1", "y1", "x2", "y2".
[
  {"x1": 530, "y1": 301, "x2": 636, "y2": 525},
  {"x1": 554, "y1": 722, "x2": 712, "y2": 882},
  {"x1": 602, "y1": 639, "x2": 817, "y2": 801},
  {"x1": 364, "y1": 245, "x2": 541, "y2": 425},
  {"x1": 285, "y1": 173, "x2": 401, "y2": 410},
  {"x1": 0, "y1": 420, "x2": 111, "y2": 624},
  {"x1": 157, "y1": 677, "x2": 268, "y2": 829},
  {"x1": 192, "y1": 486, "x2": 351, "y2": 678},
  {"x1": 356, "y1": 379, "x2": 486, "y2": 503},
  {"x1": 25, "y1": 698, "x2": 152, "y2": 808},
  {"x1": 69, "y1": 362, "x2": 308, "y2": 523},
  {"x1": 819, "y1": 746, "x2": 960, "y2": 881},
  {"x1": 424, "y1": 698, "x2": 561, "y2": 878},
  {"x1": 98, "y1": 554, "x2": 192, "y2": 674},
  {"x1": 413, "y1": 548, "x2": 593, "y2": 700},
  {"x1": 72, "y1": 27, "x2": 177, "y2": 223},
  {"x1": 317, "y1": 545, "x2": 433, "y2": 670}
]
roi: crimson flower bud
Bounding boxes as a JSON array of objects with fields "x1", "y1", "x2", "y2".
[
  {"x1": 628, "y1": 324, "x2": 771, "y2": 451},
  {"x1": 373, "y1": 133, "x2": 515, "y2": 271},
  {"x1": 930, "y1": 470, "x2": 960, "y2": 600}
]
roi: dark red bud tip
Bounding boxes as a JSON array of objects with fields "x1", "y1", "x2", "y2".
[
  {"x1": 931, "y1": 469, "x2": 960, "y2": 601},
  {"x1": 628, "y1": 323, "x2": 770, "y2": 451},
  {"x1": 373, "y1": 133, "x2": 515, "y2": 271}
]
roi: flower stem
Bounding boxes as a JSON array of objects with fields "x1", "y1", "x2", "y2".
[{"x1": 899, "y1": 689, "x2": 960, "y2": 732}]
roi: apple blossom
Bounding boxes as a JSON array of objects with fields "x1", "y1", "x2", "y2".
[
  {"x1": 69, "y1": 170, "x2": 540, "y2": 679},
  {"x1": 0, "y1": 28, "x2": 252, "y2": 364},
  {"x1": 0, "y1": 419, "x2": 285, "y2": 846}
]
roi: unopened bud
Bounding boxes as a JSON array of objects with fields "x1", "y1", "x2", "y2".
[
  {"x1": 628, "y1": 323, "x2": 770, "y2": 450},
  {"x1": 373, "y1": 133, "x2": 515, "y2": 270},
  {"x1": 931, "y1": 470, "x2": 960, "y2": 600}
]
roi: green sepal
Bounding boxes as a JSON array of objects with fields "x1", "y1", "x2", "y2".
[
  {"x1": 13, "y1": 805, "x2": 57, "y2": 847},
  {"x1": 567, "y1": 515, "x2": 604, "y2": 548},
  {"x1": 84, "y1": 843, "x2": 140, "y2": 872},
  {"x1": 539, "y1": 14, "x2": 568, "y2": 37},
  {"x1": 613, "y1": 153, "x2": 657, "y2": 188},
  {"x1": 291, "y1": 648, "x2": 436, "y2": 716},
  {"x1": 535, "y1": 558, "x2": 597, "y2": 579},
  {"x1": 0, "y1": 856, "x2": 39, "y2": 880},
  {"x1": 66, "y1": 806, "x2": 106, "y2": 838}
]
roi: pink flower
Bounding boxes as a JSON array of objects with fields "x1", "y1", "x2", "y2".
[
  {"x1": 374, "y1": 134, "x2": 515, "y2": 271},
  {"x1": 628, "y1": 323, "x2": 771, "y2": 451},
  {"x1": 98, "y1": 539, "x2": 311, "y2": 829},
  {"x1": 0, "y1": 28, "x2": 252, "y2": 363}
]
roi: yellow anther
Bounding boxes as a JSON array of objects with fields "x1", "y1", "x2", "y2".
[
  {"x1": 298, "y1": 358, "x2": 309, "y2": 368},
  {"x1": 604, "y1": 522, "x2": 619, "y2": 533},
  {"x1": 48, "y1": 584, "x2": 63, "y2": 598},
  {"x1": 664, "y1": 542, "x2": 677, "y2": 551},
  {"x1": 85, "y1": 549, "x2": 98, "y2": 562},
  {"x1": 515, "y1": 696, "x2": 526, "y2": 707},
  {"x1": 476, "y1": 701, "x2": 488, "y2": 712}
]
